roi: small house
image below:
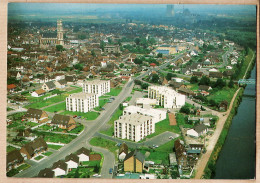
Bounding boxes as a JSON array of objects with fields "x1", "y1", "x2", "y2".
[
  {"x1": 25, "y1": 108, "x2": 49, "y2": 123},
  {"x1": 65, "y1": 153, "x2": 79, "y2": 171},
  {"x1": 76, "y1": 147, "x2": 90, "y2": 163},
  {"x1": 31, "y1": 89, "x2": 46, "y2": 97},
  {"x1": 186, "y1": 124, "x2": 208, "y2": 137},
  {"x1": 38, "y1": 168, "x2": 55, "y2": 178},
  {"x1": 51, "y1": 114, "x2": 76, "y2": 131},
  {"x1": 6, "y1": 150, "x2": 24, "y2": 171},
  {"x1": 119, "y1": 143, "x2": 128, "y2": 161},
  {"x1": 52, "y1": 160, "x2": 68, "y2": 177},
  {"x1": 42, "y1": 81, "x2": 56, "y2": 92},
  {"x1": 20, "y1": 137, "x2": 48, "y2": 159},
  {"x1": 124, "y1": 150, "x2": 145, "y2": 173}
]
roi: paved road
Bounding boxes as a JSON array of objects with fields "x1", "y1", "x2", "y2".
[{"x1": 95, "y1": 131, "x2": 179, "y2": 149}]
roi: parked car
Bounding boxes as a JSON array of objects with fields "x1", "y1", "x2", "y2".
[
  {"x1": 169, "y1": 136, "x2": 173, "y2": 139},
  {"x1": 77, "y1": 116, "x2": 81, "y2": 119},
  {"x1": 73, "y1": 115, "x2": 77, "y2": 118},
  {"x1": 153, "y1": 145, "x2": 158, "y2": 148},
  {"x1": 109, "y1": 168, "x2": 113, "y2": 174},
  {"x1": 116, "y1": 143, "x2": 122, "y2": 147},
  {"x1": 101, "y1": 107, "x2": 105, "y2": 110}
]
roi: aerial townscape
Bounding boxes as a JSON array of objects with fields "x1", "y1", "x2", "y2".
[{"x1": 6, "y1": 3, "x2": 256, "y2": 180}]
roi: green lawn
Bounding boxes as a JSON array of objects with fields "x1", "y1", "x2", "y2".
[
  {"x1": 16, "y1": 163, "x2": 31, "y2": 171},
  {"x1": 25, "y1": 122, "x2": 39, "y2": 127},
  {"x1": 24, "y1": 87, "x2": 82, "y2": 109},
  {"x1": 36, "y1": 124, "x2": 52, "y2": 131},
  {"x1": 47, "y1": 144, "x2": 63, "y2": 150},
  {"x1": 106, "y1": 87, "x2": 122, "y2": 96},
  {"x1": 68, "y1": 125, "x2": 84, "y2": 134},
  {"x1": 34, "y1": 155, "x2": 44, "y2": 161},
  {"x1": 155, "y1": 138, "x2": 179, "y2": 153},
  {"x1": 82, "y1": 160, "x2": 101, "y2": 166},
  {"x1": 33, "y1": 131, "x2": 77, "y2": 144},
  {"x1": 176, "y1": 113, "x2": 193, "y2": 128},
  {"x1": 140, "y1": 115, "x2": 181, "y2": 141},
  {"x1": 207, "y1": 86, "x2": 238, "y2": 104},
  {"x1": 7, "y1": 145, "x2": 17, "y2": 153},
  {"x1": 60, "y1": 111, "x2": 100, "y2": 120},
  {"x1": 126, "y1": 96, "x2": 132, "y2": 102},
  {"x1": 42, "y1": 151, "x2": 53, "y2": 156},
  {"x1": 44, "y1": 102, "x2": 66, "y2": 112},
  {"x1": 189, "y1": 83, "x2": 199, "y2": 91},
  {"x1": 139, "y1": 148, "x2": 169, "y2": 165},
  {"x1": 99, "y1": 108, "x2": 123, "y2": 136},
  {"x1": 89, "y1": 137, "x2": 117, "y2": 155}
]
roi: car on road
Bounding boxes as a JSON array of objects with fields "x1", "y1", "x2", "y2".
[
  {"x1": 153, "y1": 145, "x2": 158, "y2": 148},
  {"x1": 77, "y1": 116, "x2": 81, "y2": 119},
  {"x1": 116, "y1": 143, "x2": 122, "y2": 147},
  {"x1": 110, "y1": 97, "x2": 115, "y2": 100},
  {"x1": 73, "y1": 115, "x2": 77, "y2": 118},
  {"x1": 169, "y1": 136, "x2": 173, "y2": 139},
  {"x1": 109, "y1": 168, "x2": 113, "y2": 174},
  {"x1": 101, "y1": 107, "x2": 105, "y2": 110}
]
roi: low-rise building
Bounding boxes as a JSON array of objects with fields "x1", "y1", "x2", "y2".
[
  {"x1": 119, "y1": 143, "x2": 128, "y2": 161},
  {"x1": 148, "y1": 85, "x2": 185, "y2": 108},
  {"x1": 6, "y1": 150, "x2": 24, "y2": 171},
  {"x1": 76, "y1": 147, "x2": 90, "y2": 163},
  {"x1": 51, "y1": 114, "x2": 76, "y2": 131},
  {"x1": 66, "y1": 92, "x2": 99, "y2": 113},
  {"x1": 65, "y1": 153, "x2": 79, "y2": 171},
  {"x1": 123, "y1": 105, "x2": 166, "y2": 123},
  {"x1": 20, "y1": 137, "x2": 48, "y2": 159},
  {"x1": 114, "y1": 114, "x2": 154, "y2": 142},
  {"x1": 186, "y1": 124, "x2": 208, "y2": 137},
  {"x1": 38, "y1": 168, "x2": 55, "y2": 178},
  {"x1": 52, "y1": 160, "x2": 68, "y2": 177},
  {"x1": 83, "y1": 79, "x2": 110, "y2": 97},
  {"x1": 124, "y1": 150, "x2": 145, "y2": 173},
  {"x1": 25, "y1": 108, "x2": 49, "y2": 123},
  {"x1": 42, "y1": 81, "x2": 56, "y2": 92},
  {"x1": 31, "y1": 89, "x2": 46, "y2": 97}
]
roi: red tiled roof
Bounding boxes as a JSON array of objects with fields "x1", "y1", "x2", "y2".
[{"x1": 7, "y1": 84, "x2": 16, "y2": 90}]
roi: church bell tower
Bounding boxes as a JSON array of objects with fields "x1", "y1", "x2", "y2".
[{"x1": 57, "y1": 20, "x2": 64, "y2": 45}]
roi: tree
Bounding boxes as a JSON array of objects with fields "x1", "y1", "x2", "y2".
[
  {"x1": 100, "y1": 41, "x2": 105, "y2": 51},
  {"x1": 91, "y1": 50, "x2": 96, "y2": 57},
  {"x1": 119, "y1": 63, "x2": 124, "y2": 68},
  {"x1": 157, "y1": 53, "x2": 163, "y2": 58},
  {"x1": 74, "y1": 64, "x2": 83, "y2": 71},
  {"x1": 151, "y1": 74, "x2": 159, "y2": 83},
  {"x1": 94, "y1": 165, "x2": 100, "y2": 173},
  {"x1": 134, "y1": 58, "x2": 143, "y2": 65},
  {"x1": 74, "y1": 168, "x2": 80, "y2": 178},
  {"x1": 180, "y1": 105, "x2": 190, "y2": 114},
  {"x1": 209, "y1": 99, "x2": 217, "y2": 107},
  {"x1": 199, "y1": 76, "x2": 211, "y2": 86},
  {"x1": 214, "y1": 78, "x2": 226, "y2": 89},
  {"x1": 141, "y1": 83, "x2": 149, "y2": 89},
  {"x1": 134, "y1": 38, "x2": 140, "y2": 45},
  {"x1": 190, "y1": 76, "x2": 199, "y2": 84},
  {"x1": 228, "y1": 79, "x2": 234, "y2": 88},
  {"x1": 56, "y1": 45, "x2": 63, "y2": 51},
  {"x1": 166, "y1": 73, "x2": 177, "y2": 81}
]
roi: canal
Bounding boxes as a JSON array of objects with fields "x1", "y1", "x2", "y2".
[{"x1": 214, "y1": 63, "x2": 256, "y2": 179}]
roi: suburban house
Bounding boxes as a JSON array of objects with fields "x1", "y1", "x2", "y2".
[
  {"x1": 65, "y1": 75, "x2": 77, "y2": 85},
  {"x1": 6, "y1": 149, "x2": 24, "y2": 171},
  {"x1": 120, "y1": 71, "x2": 132, "y2": 76},
  {"x1": 168, "y1": 81, "x2": 185, "y2": 91},
  {"x1": 209, "y1": 72, "x2": 223, "y2": 78},
  {"x1": 25, "y1": 108, "x2": 49, "y2": 123},
  {"x1": 31, "y1": 89, "x2": 46, "y2": 97},
  {"x1": 192, "y1": 71, "x2": 204, "y2": 77},
  {"x1": 52, "y1": 160, "x2": 68, "y2": 177},
  {"x1": 65, "y1": 153, "x2": 79, "y2": 171},
  {"x1": 198, "y1": 85, "x2": 212, "y2": 91},
  {"x1": 178, "y1": 87, "x2": 195, "y2": 97},
  {"x1": 119, "y1": 143, "x2": 128, "y2": 161},
  {"x1": 114, "y1": 114, "x2": 154, "y2": 142},
  {"x1": 124, "y1": 150, "x2": 145, "y2": 173},
  {"x1": 186, "y1": 124, "x2": 208, "y2": 137},
  {"x1": 174, "y1": 139, "x2": 188, "y2": 169},
  {"x1": 42, "y1": 81, "x2": 56, "y2": 92},
  {"x1": 7, "y1": 84, "x2": 16, "y2": 93},
  {"x1": 187, "y1": 144, "x2": 204, "y2": 156},
  {"x1": 76, "y1": 147, "x2": 90, "y2": 163},
  {"x1": 83, "y1": 79, "x2": 110, "y2": 97},
  {"x1": 20, "y1": 137, "x2": 48, "y2": 159},
  {"x1": 38, "y1": 168, "x2": 55, "y2": 178},
  {"x1": 66, "y1": 92, "x2": 99, "y2": 113},
  {"x1": 55, "y1": 79, "x2": 67, "y2": 89},
  {"x1": 148, "y1": 85, "x2": 185, "y2": 109},
  {"x1": 123, "y1": 105, "x2": 166, "y2": 123},
  {"x1": 51, "y1": 114, "x2": 76, "y2": 131}
]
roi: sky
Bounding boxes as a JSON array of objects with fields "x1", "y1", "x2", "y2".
[{"x1": 8, "y1": 3, "x2": 256, "y2": 15}]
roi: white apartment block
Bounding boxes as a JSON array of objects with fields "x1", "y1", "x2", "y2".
[
  {"x1": 123, "y1": 105, "x2": 166, "y2": 123},
  {"x1": 135, "y1": 98, "x2": 157, "y2": 108},
  {"x1": 83, "y1": 80, "x2": 110, "y2": 97},
  {"x1": 148, "y1": 85, "x2": 185, "y2": 108},
  {"x1": 114, "y1": 114, "x2": 154, "y2": 142},
  {"x1": 66, "y1": 92, "x2": 99, "y2": 113}
]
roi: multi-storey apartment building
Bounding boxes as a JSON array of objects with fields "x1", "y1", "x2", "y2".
[
  {"x1": 66, "y1": 92, "x2": 99, "y2": 113},
  {"x1": 83, "y1": 80, "x2": 110, "y2": 97},
  {"x1": 123, "y1": 105, "x2": 166, "y2": 123},
  {"x1": 148, "y1": 85, "x2": 185, "y2": 108},
  {"x1": 114, "y1": 114, "x2": 154, "y2": 142}
]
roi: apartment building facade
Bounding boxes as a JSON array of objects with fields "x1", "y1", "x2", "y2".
[
  {"x1": 83, "y1": 80, "x2": 110, "y2": 97},
  {"x1": 114, "y1": 114, "x2": 154, "y2": 142},
  {"x1": 148, "y1": 85, "x2": 185, "y2": 108},
  {"x1": 123, "y1": 105, "x2": 166, "y2": 123},
  {"x1": 66, "y1": 92, "x2": 99, "y2": 113}
]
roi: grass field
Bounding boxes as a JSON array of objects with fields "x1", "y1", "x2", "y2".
[
  {"x1": 176, "y1": 113, "x2": 193, "y2": 128},
  {"x1": 89, "y1": 137, "x2": 117, "y2": 155},
  {"x1": 106, "y1": 87, "x2": 122, "y2": 96},
  {"x1": 207, "y1": 86, "x2": 238, "y2": 104},
  {"x1": 99, "y1": 108, "x2": 123, "y2": 136},
  {"x1": 60, "y1": 111, "x2": 99, "y2": 120},
  {"x1": 44, "y1": 102, "x2": 66, "y2": 112},
  {"x1": 47, "y1": 144, "x2": 63, "y2": 150},
  {"x1": 34, "y1": 155, "x2": 44, "y2": 161},
  {"x1": 33, "y1": 131, "x2": 77, "y2": 144},
  {"x1": 42, "y1": 151, "x2": 53, "y2": 156},
  {"x1": 24, "y1": 87, "x2": 82, "y2": 109}
]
